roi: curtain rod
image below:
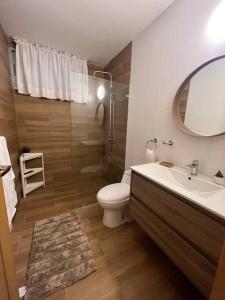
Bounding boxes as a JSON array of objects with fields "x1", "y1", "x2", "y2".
[
  {"x1": 7, "y1": 36, "x2": 15, "y2": 44},
  {"x1": 7, "y1": 36, "x2": 104, "y2": 67}
]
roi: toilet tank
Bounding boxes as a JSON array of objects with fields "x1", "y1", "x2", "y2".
[{"x1": 121, "y1": 170, "x2": 131, "y2": 185}]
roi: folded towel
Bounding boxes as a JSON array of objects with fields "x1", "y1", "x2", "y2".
[
  {"x1": 0, "y1": 136, "x2": 15, "y2": 179},
  {"x1": 145, "y1": 149, "x2": 156, "y2": 163},
  {"x1": 0, "y1": 136, "x2": 18, "y2": 227}
]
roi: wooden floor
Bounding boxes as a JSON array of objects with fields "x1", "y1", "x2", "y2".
[
  {"x1": 17, "y1": 175, "x2": 109, "y2": 211},
  {"x1": 11, "y1": 191, "x2": 206, "y2": 300}
]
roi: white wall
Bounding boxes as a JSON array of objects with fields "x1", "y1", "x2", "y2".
[{"x1": 126, "y1": 0, "x2": 225, "y2": 177}]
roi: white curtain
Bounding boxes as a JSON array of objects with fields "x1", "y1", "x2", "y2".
[
  {"x1": 15, "y1": 38, "x2": 89, "y2": 103},
  {"x1": 69, "y1": 71, "x2": 89, "y2": 103}
]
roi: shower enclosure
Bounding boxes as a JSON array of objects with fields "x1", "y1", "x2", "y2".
[{"x1": 70, "y1": 72, "x2": 129, "y2": 206}]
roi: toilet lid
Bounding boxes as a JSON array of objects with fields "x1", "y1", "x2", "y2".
[{"x1": 97, "y1": 183, "x2": 130, "y2": 202}]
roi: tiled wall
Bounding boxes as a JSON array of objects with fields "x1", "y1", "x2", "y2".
[
  {"x1": 104, "y1": 43, "x2": 132, "y2": 182},
  {"x1": 14, "y1": 64, "x2": 108, "y2": 206},
  {"x1": 14, "y1": 42, "x2": 132, "y2": 204},
  {"x1": 14, "y1": 94, "x2": 74, "y2": 197},
  {"x1": 126, "y1": 0, "x2": 225, "y2": 177}
]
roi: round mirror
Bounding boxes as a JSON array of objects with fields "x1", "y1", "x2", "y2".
[{"x1": 173, "y1": 55, "x2": 225, "y2": 137}]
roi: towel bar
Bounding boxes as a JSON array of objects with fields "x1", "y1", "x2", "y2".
[
  {"x1": 146, "y1": 138, "x2": 158, "y2": 151},
  {"x1": 0, "y1": 165, "x2": 11, "y2": 177}
]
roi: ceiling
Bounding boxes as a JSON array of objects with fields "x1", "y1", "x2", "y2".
[{"x1": 0, "y1": 0, "x2": 175, "y2": 65}]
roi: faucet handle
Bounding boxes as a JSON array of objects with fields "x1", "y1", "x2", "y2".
[
  {"x1": 186, "y1": 160, "x2": 199, "y2": 176},
  {"x1": 186, "y1": 160, "x2": 199, "y2": 168}
]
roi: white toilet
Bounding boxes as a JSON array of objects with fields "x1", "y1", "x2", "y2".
[{"x1": 97, "y1": 170, "x2": 131, "y2": 228}]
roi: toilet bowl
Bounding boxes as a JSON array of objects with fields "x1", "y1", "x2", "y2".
[{"x1": 97, "y1": 170, "x2": 131, "y2": 228}]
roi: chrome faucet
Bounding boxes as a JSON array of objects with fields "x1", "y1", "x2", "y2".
[{"x1": 186, "y1": 160, "x2": 199, "y2": 176}]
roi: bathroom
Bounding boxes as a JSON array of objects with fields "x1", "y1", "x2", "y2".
[{"x1": 0, "y1": 0, "x2": 225, "y2": 299}]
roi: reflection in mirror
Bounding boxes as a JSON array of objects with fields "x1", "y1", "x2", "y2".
[{"x1": 174, "y1": 56, "x2": 225, "y2": 137}]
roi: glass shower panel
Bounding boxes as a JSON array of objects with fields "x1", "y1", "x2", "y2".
[
  {"x1": 104, "y1": 81, "x2": 129, "y2": 183},
  {"x1": 70, "y1": 73, "x2": 129, "y2": 206}
]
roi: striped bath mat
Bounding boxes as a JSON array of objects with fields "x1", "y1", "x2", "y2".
[{"x1": 25, "y1": 210, "x2": 95, "y2": 299}]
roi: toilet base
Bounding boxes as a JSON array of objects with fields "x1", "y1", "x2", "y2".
[{"x1": 103, "y1": 208, "x2": 125, "y2": 228}]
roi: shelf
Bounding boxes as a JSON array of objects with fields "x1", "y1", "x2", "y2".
[
  {"x1": 20, "y1": 153, "x2": 43, "y2": 162},
  {"x1": 25, "y1": 181, "x2": 44, "y2": 194},
  {"x1": 20, "y1": 152, "x2": 45, "y2": 198},
  {"x1": 81, "y1": 140, "x2": 104, "y2": 146},
  {"x1": 24, "y1": 167, "x2": 43, "y2": 178},
  {"x1": 81, "y1": 164, "x2": 104, "y2": 174}
]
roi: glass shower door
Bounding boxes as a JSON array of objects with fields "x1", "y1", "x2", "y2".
[
  {"x1": 70, "y1": 73, "x2": 129, "y2": 206},
  {"x1": 70, "y1": 74, "x2": 108, "y2": 206}
]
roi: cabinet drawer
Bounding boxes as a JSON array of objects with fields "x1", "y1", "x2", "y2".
[
  {"x1": 131, "y1": 171, "x2": 225, "y2": 264},
  {"x1": 130, "y1": 196, "x2": 216, "y2": 298}
]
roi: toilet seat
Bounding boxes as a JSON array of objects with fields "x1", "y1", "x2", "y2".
[{"x1": 97, "y1": 183, "x2": 130, "y2": 203}]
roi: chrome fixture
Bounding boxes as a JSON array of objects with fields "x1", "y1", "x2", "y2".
[
  {"x1": 186, "y1": 160, "x2": 199, "y2": 176},
  {"x1": 162, "y1": 139, "x2": 174, "y2": 146},
  {"x1": 94, "y1": 71, "x2": 115, "y2": 145}
]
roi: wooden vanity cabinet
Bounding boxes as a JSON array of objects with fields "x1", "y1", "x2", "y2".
[{"x1": 130, "y1": 171, "x2": 225, "y2": 299}]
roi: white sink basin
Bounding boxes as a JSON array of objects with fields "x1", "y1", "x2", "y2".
[
  {"x1": 168, "y1": 168, "x2": 223, "y2": 194},
  {"x1": 131, "y1": 162, "x2": 225, "y2": 220}
]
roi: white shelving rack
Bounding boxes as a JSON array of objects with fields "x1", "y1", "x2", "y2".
[{"x1": 20, "y1": 153, "x2": 45, "y2": 198}]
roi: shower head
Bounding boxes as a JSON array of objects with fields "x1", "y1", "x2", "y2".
[{"x1": 94, "y1": 70, "x2": 113, "y2": 99}]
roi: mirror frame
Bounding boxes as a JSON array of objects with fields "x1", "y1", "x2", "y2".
[{"x1": 173, "y1": 55, "x2": 225, "y2": 137}]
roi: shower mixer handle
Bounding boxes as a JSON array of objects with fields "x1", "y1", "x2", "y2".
[{"x1": 106, "y1": 137, "x2": 115, "y2": 142}]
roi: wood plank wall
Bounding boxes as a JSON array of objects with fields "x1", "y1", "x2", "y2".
[
  {"x1": 0, "y1": 252, "x2": 8, "y2": 299},
  {"x1": 14, "y1": 64, "x2": 108, "y2": 208},
  {"x1": 14, "y1": 95, "x2": 73, "y2": 196},
  {"x1": 104, "y1": 43, "x2": 132, "y2": 182},
  {"x1": 0, "y1": 23, "x2": 21, "y2": 299},
  {"x1": 13, "y1": 43, "x2": 131, "y2": 206},
  {"x1": 0, "y1": 25, "x2": 21, "y2": 197}
]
